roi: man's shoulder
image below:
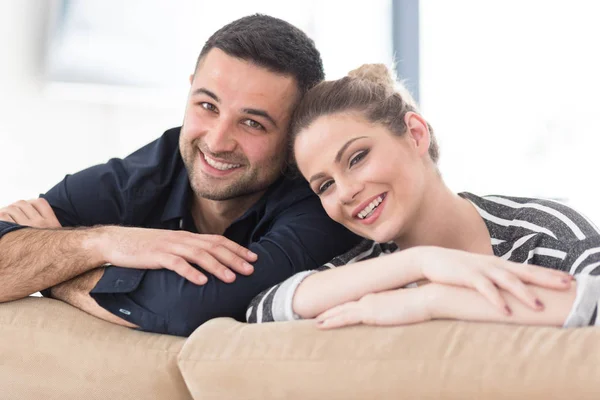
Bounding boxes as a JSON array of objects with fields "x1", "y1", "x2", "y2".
[
  {"x1": 119, "y1": 127, "x2": 182, "y2": 167},
  {"x1": 262, "y1": 175, "x2": 316, "y2": 211}
]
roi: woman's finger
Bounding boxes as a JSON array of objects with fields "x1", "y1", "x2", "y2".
[
  {"x1": 471, "y1": 274, "x2": 511, "y2": 315},
  {"x1": 316, "y1": 304, "x2": 362, "y2": 329},
  {"x1": 499, "y1": 260, "x2": 573, "y2": 289},
  {"x1": 486, "y1": 268, "x2": 542, "y2": 310}
]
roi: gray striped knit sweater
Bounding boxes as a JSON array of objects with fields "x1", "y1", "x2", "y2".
[{"x1": 246, "y1": 192, "x2": 600, "y2": 327}]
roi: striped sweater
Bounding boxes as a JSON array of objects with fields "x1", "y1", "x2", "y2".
[{"x1": 247, "y1": 192, "x2": 600, "y2": 327}]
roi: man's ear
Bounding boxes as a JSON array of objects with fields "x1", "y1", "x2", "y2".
[
  {"x1": 404, "y1": 111, "x2": 431, "y2": 157},
  {"x1": 189, "y1": 74, "x2": 195, "y2": 85}
]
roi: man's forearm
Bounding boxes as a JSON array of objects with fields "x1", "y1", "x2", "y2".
[
  {"x1": 427, "y1": 282, "x2": 577, "y2": 326},
  {"x1": 50, "y1": 268, "x2": 138, "y2": 328},
  {"x1": 0, "y1": 227, "x2": 106, "y2": 302}
]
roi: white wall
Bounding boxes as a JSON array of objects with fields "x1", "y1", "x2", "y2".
[
  {"x1": 0, "y1": 0, "x2": 187, "y2": 204},
  {"x1": 420, "y1": 0, "x2": 600, "y2": 224},
  {"x1": 0, "y1": 0, "x2": 393, "y2": 206}
]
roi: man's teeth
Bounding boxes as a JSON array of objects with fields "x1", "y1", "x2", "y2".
[
  {"x1": 358, "y1": 196, "x2": 384, "y2": 219},
  {"x1": 204, "y1": 154, "x2": 241, "y2": 170}
]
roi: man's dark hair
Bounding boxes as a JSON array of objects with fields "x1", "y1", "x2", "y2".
[{"x1": 195, "y1": 14, "x2": 324, "y2": 94}]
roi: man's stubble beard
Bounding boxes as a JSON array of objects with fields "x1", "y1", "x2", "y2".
[{"x1": 182, "y1": 147, "x2": 287, "y2": 202}]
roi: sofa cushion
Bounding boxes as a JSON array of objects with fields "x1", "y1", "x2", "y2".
[
  {"x1": 0, "y1": 297, "x2": 192, "y2": 400},
  {"x1": 178, "y1": 317, "x2": 600, "y2": 400}
]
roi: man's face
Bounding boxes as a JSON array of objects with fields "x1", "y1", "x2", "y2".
[{"x1": 180, "y1": 49, "x2": 300, "y2": 201}]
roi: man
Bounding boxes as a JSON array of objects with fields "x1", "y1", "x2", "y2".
[{"x1": 0, "y1": 14, "x2": 360, "y2": 336}]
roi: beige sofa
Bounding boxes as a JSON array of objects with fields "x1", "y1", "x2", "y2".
[{"x1": 2, "y1": 297, "x2": 600, "y2": 400}]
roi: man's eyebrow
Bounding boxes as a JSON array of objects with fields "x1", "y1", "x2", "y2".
[
  {"x1": 309, "y1": 136, "x2": 368, "y2": 183},
  {"x1": 243, "y1": 108, "x2": 278, "y2": 128},
  {"x1": 335, "y1": 136, "x2": 368, "y2": 163},
  {"x1": 192, "y1": 88, "x2": 220, "y2": 102}
]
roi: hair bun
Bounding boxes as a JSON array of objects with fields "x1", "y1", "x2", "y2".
[{"x1": 348, "y1": 64, "x2": 395, "y2": 88}]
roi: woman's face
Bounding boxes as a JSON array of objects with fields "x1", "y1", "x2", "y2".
[{"x1": 294, "y1": 112, "x2": 431, "y2": 243}]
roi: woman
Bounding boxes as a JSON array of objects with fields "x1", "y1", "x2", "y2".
[{"x1": 247, "y1": 64, "x2": 600, "y2": 329}]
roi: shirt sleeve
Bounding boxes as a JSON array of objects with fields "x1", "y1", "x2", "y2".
[
  {"x1": 89, "y1": 195, "x2": 363, "y2": 336},
  {"x1": 0, "y1": 221, "x2": 27, "y2": 238},
  {"x1": 246, "y1": 240, "x2": 396, "y2": 323}
]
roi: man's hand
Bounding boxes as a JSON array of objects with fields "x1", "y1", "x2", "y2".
[
  {"x1": 0, "y1": 198, "x2": 61, "y2": 228},
  {"x1": 95, "y1": 226, "x2": 258, "y2": 285},
  {"x1": 315, "y1": 287, "x2": 432, "y2": 329}
]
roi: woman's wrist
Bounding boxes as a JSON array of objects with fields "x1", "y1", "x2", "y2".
[{"x1": 419, "y1": 283, "x2": 443, "y2": 320}]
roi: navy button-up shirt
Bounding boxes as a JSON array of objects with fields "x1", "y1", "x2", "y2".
[{"x1": 0, "y1": 127, "x2": 360, "y2": 336}]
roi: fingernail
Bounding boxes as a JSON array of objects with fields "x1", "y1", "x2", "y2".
[
  {"x1": 535, "y1": 299, "x2": 544, "y2": 309},
  {"x1": 225, "y1": 270, "x2": 236, "y2": 280},
  {"x1": 504, "y1": 305, "x2": 512, "y2": 316},
  {"x1": 198, "y1": 275, "x2": 207, "y2": 285},
  {"x1": 244, "y1": 262, "x2": 254, "y2": 272},
  {"x1": 248, "y1": 251, "x2": 257, "y2": 259}
]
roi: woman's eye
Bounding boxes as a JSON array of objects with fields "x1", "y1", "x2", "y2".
[
  {"x1": 317, "y1": 180, "x2": 333, "y2": 194},
  {"x1": 200, "y1": 102, "x2": 217, "y2": 112},
  {"x1": 349, "y1": 150, "x2": 368, "y2": 168},
  {"x1": 243, "y1": 119, "x2": 265, "y2": 130}
]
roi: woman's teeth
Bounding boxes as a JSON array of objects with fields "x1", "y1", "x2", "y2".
[
  {"x1": 204, "y1": 154, "x2": 241, "y2": 170},
  {"x1": 358, "y1": 195, "x2": 383, "y2": 219}
]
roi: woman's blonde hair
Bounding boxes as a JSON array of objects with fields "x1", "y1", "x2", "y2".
[{"x1": 290, "y1": 63, "x2": 439, "y2": 164}]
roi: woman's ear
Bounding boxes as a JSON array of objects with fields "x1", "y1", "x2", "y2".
[{"x1": 404, "y1": 112, "x2": 431, "y2": 157}]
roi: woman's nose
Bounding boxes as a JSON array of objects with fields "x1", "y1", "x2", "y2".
[{"x1": 338, "y1": 181, "x2": 362, "y2": 205}]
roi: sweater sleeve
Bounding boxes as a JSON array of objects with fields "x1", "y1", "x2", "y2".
[
  {"x1": 563, "y1": 273, "x2": 600, "y2": 327},
  {"x1": 246, "y1": 239, "x2": 398, "y2": 323}
]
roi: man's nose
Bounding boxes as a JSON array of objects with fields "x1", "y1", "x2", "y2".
[{"x1": 204, "y1": 118, "x2": 236, "y2": 154}]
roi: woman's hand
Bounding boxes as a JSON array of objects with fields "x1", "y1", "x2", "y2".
[
  {"x1": 315, "y1": 287, "x2": 432, "y2": 329},
  {"x1": 407, "y1": 246, "x2": 573, "y2": 315}
]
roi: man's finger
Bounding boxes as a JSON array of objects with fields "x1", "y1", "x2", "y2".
[
  {"x1": 29, "y1": 198, "x2": 55, "y2": 219},
  {"x1": 201, "y1": 235, "x2": 258, "y2": 261},
  {"x1": 161, "y1": 254, "x2": 208, "y2": 285},
  {"x1": 1, "y1": 206, "x2": 28, "y2": 224},
  {"x1": 0, "y1": 211, "x2": 16, "y2": 223},
  {"x1": 14, "y1": 200, "x2": 42, "y2": 219}
]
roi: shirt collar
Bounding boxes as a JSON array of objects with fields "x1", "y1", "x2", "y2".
[{"x1": 160, "y1": 166, "x2": 287, "y2": 228}]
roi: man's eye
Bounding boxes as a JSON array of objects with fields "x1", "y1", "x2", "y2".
[
  {"x1": 243, "y1": 120, "x2": 265, "y2": 130},
  {"x1": 200, "y1": 102, "x2": 217, "y2": 112},
  {"x1": 349, "y1": 150, "x2": 368, "y2": 168},
  {"x1": 317, "y1": 180, "x2": 333, "y2": 194}
]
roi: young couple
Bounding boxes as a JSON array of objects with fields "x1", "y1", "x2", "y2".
[
  {"x1": 247, "y1": 64, "x2": 600, "y2": 329},
  {"x1": 1, "y1": 14, "x2": 597, "y2": 336}
]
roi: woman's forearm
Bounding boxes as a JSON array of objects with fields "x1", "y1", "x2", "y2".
[
  {"x1": 293, "y1": 249, "x2": 424, "y2": 319},
  {"x1": 427, "y1": 282, "x2": 577, "y2": 326}
]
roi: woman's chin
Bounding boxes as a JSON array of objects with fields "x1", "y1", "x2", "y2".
[{"x1": 353, "y1": 227, "x2": 398, "y2": 244}]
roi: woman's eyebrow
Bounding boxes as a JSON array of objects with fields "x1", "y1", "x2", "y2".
[
  {"x1": 309, "y1": 136, "x2": 368, "y2": 183},
  {"x1": 334, "y1": 136, "x2": 367, "y2": 163}
]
